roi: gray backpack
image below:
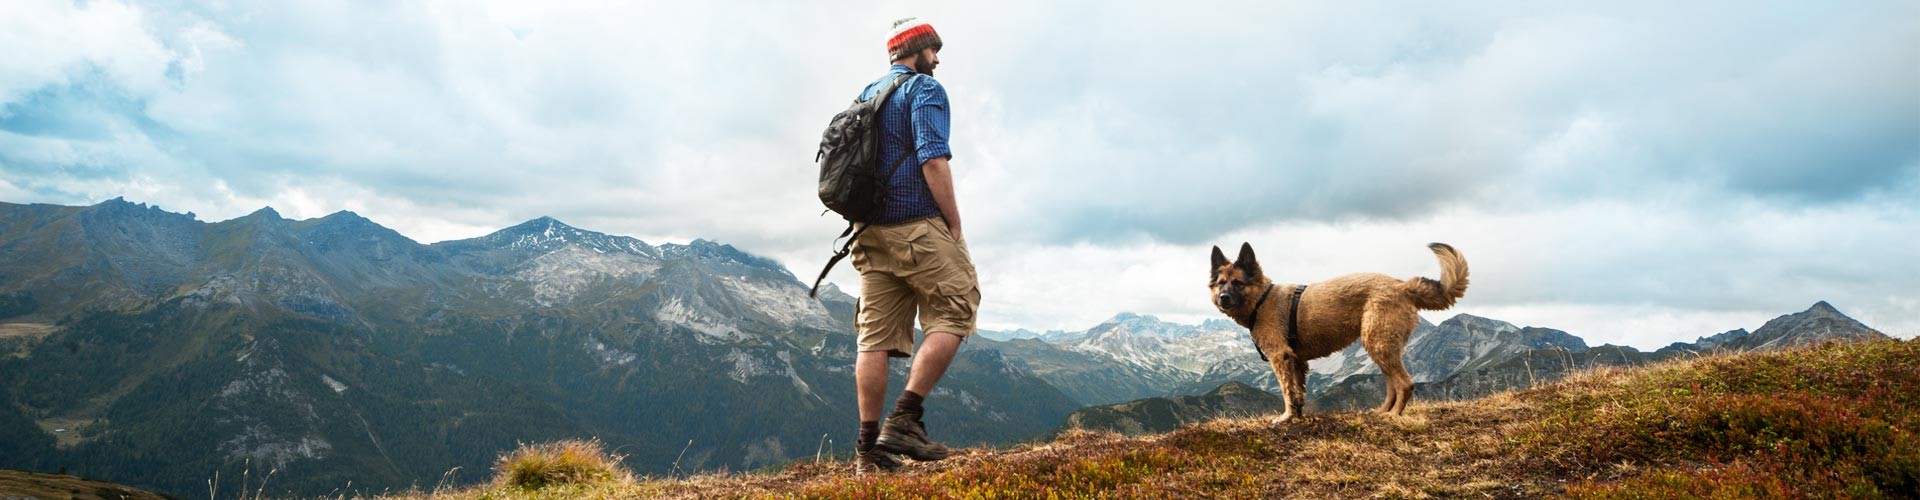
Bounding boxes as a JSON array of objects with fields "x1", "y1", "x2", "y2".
[{"x1": 808, "y1": 73, "x2": 916, "y2": 298}]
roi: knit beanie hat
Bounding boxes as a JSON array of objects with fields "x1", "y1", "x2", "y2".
[{"x1": 887, "y1": 17, "x2": 942, "y2": 61}]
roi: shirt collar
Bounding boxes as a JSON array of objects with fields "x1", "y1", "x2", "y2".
[{"x1": 890, "y1": 64, "x2": 915, "y2": 75}]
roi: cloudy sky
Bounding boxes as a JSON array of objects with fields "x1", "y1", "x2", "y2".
[{"x1": 3, "y1": 1, "x2": 1915, "y2": 348}]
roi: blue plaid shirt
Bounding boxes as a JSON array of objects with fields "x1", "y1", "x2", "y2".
[{"x1": 858, "y1": 65, "x2": 952, "y2": 225}]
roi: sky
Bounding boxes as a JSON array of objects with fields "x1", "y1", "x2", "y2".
[{"x1": 2, "y1": 1, "x2": 1915, "y2": 349}]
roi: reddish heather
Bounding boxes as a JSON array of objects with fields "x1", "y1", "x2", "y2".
[{"x1": 385, "y1": 338, "x2": 1917, "y2": 499}]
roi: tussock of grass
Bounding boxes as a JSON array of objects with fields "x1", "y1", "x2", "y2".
[
  {"x1": 382, "y1": 339, "x2": 1916, "y2": 499},
  {"x1": 490, "y1": 439, "x2": 632, "y2": 491}
]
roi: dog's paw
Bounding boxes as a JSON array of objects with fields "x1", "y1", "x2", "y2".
[{"x1": 1270, "y1": 413, "x2": 1296, "y2": 425}]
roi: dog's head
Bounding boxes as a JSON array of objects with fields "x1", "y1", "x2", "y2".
[{"x1": 1210, "y1": 242, "x2": 1271, "y2": 316}]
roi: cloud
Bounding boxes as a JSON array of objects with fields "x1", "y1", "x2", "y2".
[
  {"x1": 0, "y1": 0, "x2": 1915, "y2": 348},
  {"x1": 946, "y1": 2, "x2": 1920, "y2": 243}
]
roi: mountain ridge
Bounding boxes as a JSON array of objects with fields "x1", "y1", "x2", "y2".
[{"x1": 0, "y1": 199, "x2": 1078, "y2": 497}]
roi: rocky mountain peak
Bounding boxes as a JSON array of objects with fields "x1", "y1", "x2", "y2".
[
  {"x1": 1729, "y1": 301, "x2": 1886, "y2": 351},
  {"x1": 1684, "y1": 328, "x2": 1752, "y2": 351},
  {"x1": 1109, "y1": 312, "x2": 1156, "y2": 323},
  {"x1": 1808, "y1": 300, "x2": 1842, "y2": 315},
  {"x1": 318, "y1": 210, "x2": 369, "y2": 223},
  {"x1": 247, "y1": 206, "x2": 284, "y2": 220},
  {"x1": 498, "y1": 215, "x2": 584, "y2": 237},
  {"x1": 460, "y1": 215, "x2": 656, "y2": 257},
  {"x1": 295, "y1": 210, "x2": 422, "y2": 254},
  {"x1": 1206, "y1": 380, "x2": 1261, "y2": 397},
  {"x1": 1199, "y1": 318, "x2": 1241, "y2": 331},
  {"x1": 816, "y1": 283, "x2": 855, "y2": 304},
  {"x1": 1088, "y1": 312, "x2": 1203, "y2": 339},
  {"x1": 1437, "y1": 313, "x2": 1515, "y2": 330},
  {"x1": 660, "y1": 239, "x2": 786, "y2": 275}
]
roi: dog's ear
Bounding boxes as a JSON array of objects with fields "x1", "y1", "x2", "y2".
[
  {"x1": 1211, "y1": 246, "x2": 1228, "y2": 274},
  {"x1": 1236, "y1": 242, "x2": 1262, "y2": 276}
]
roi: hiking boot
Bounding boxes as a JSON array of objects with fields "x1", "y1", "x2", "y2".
[
  {"x1": 875, "y1": 413, "x2": 950, "y2": 461},
  {"x1": 854, "y1": 448, "x2": 902, "y2": 475}
]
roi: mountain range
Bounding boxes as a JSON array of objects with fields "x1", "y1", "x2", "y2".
[
  {"x1": 0, "y1": 199, "x2": 1077, "y2": 496},
  {"x1": 0, "y1": 198, "x2": 1894, "y2": 497}
]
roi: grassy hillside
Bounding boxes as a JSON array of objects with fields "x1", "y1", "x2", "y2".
[
  {"x1": 0, "y1": 469, "x2": 167, "y2": 500},
  {"x1": 348, "y1": 338, "x2": 1918, "y2": 498}
]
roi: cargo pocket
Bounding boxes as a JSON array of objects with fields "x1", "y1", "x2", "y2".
[
  {"x1": 925, "y1": 270, "x2": 980, "y2": 335},
  {"x1": 904, "y1": 224, "x2": 972, "y2": 297}
]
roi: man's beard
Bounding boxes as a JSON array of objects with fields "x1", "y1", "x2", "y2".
[{"x1": 915, "y1": 57, "x2": 936, "y2": 76}]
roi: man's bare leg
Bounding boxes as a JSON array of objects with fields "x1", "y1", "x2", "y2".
[
  {"x1": 875, "y1": 331, "x2": 960, "y2": 461},
  {"x1": 905, "y1": 332, "x2": 963, "y2": 396},
  {"x1": 856, "y1": 350, "x2": 891, "y2": 422}
]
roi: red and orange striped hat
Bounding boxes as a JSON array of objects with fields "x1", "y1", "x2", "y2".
[{"x1": 887, "y1": 17, "x2": 942, "y2": 61}]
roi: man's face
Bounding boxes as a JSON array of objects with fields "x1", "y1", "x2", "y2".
[{"x1": 915, "y1": 46, "x2": 940, "y2": 76}]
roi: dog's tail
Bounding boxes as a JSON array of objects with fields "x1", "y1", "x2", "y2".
[{"x1": 1405, "y1": 243, "x2": 1469, "y2": 310}]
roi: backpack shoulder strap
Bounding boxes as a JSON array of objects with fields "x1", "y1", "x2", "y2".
[
  {"x1": 868, "y1": 73, "x2": 915, "y2": 106},
  {"x1": 809, "y1": 221, "x2": 866, "y2": 298},
  {"x1": 808, "y1": 73, "x2": 921, "y2": 299}
]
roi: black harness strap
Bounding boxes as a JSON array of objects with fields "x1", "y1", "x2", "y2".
[
  {"x1": 1245, "y1": 284, "x2": 1308, "y2": 362},
  {"x1": 1246, "y1": 284, "x2": 1276, "y2": 362},
  {"x1": 1286, "y1": 284, "x2": 1306, "y2": 348}
]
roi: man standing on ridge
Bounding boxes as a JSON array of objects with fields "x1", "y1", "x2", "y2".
[{"x1": 849, "y1": 17, "x2": 979, "y2": 475}]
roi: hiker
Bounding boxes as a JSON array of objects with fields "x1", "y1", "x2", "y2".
[{"x1": 848, "y1": 17, "x2": 979, "y2": 475}]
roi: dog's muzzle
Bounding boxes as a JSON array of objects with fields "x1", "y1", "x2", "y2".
[{"x1": 1217, "y1": 292, "x2": 1238, "y2": 309}]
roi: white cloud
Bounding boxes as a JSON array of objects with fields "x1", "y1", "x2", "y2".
[
  {"x1": 1, "y1": 1, "x2": 1915, "y2": 349},
  {"x1": 0, "y1": 0, "x2": 174, "y2": 108}
]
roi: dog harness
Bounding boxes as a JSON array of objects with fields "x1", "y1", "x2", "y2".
[{"x1": 1245, "y1": 284, "x2": 1307, "y2": 362}]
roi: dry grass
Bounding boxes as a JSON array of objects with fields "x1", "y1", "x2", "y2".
[
  {"x1": 0, "y1": 322, "x2": 57, "y2": 339},
  {"x1": 486, "y1": 439, "x2": 634, "y2": 493},
  {"x1": 0, "y1": 322, "x2": 56, "y2": 358},
  {"x1": 373, "y1": 338, "x2": 1916, "y2": 499},
  {"x1": 0, "y1": 469, "x2": 168, "y2": 500}
]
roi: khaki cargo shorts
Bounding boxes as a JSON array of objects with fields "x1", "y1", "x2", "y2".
[{"x1": 850, "y1": 216, "x2": 981, "y2": 357}]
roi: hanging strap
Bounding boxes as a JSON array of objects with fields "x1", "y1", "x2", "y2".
[{"x1": 809, "y1": 222, "x2": 865, "y2": 298}]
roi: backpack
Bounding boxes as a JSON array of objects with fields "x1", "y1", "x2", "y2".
[{"x1": 807, "y1": 73, "x2": 917, "y2": 298}]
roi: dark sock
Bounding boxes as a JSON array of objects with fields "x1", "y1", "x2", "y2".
[
  {"x1": 893, "y1": 390, "x2": 926, "y2": 418},
  {"x1": 858, "y1": 420, "x2": 880, "y2": 452}
]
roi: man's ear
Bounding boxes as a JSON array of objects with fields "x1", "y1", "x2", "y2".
[
  {"x1": 1211, "y1": 246, "x2": 1228, "y2": 274},
  {"x1": 1236, "y1": 242, "x2": 1261, "y2": 276}
]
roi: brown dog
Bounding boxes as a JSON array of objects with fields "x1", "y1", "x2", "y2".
[{"x1": 1209, "y1": 242, "x2": 1468, "y2": 422}]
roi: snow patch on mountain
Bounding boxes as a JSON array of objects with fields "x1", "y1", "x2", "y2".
[
  {"x1": 717, "y1": 276, "x2": 837, "y2": 330},
  {"x1": 655, "y1": 296, "x2": 748, "y2": 343},
  {"x1": 585, "y1": 335, "x2": 639, "y2": 366},
  {"x1": 933, "y1": 386, "x2": 987, "y2": 412},
  {"x1": 222, "y1": 428, "x2": 333, "y2": 468},
  {"x1": 320, "y1": 374, "x2": 349, "y2": 394},
  {"x1": 776, "y1": 351, "x2": 823, "y2": 403},
  {"x1": 725, "y1": 348, "x2": 779, "y2": 384},
  {"x1": 519, "y1": 247, "x2": 658, "y2": 306}
]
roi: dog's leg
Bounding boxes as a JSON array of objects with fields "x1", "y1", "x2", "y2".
[
  {"x1": 1361, "y1": 307, "x2": 1417, "y2": 415},
  {"x1": 1376, "y1": 356, "x2": 1413, "y2": 415},
  {"x1": 1287, "y1": 355, "x2": 1309, "y2": 417},
  {"x1": 1269, "y1": 354, "x2": 1305, "y2": 423}
]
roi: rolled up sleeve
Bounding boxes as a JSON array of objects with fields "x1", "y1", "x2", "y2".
[{"x1": 911, "y1": 79, "x2": 952, "y2": 164}]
